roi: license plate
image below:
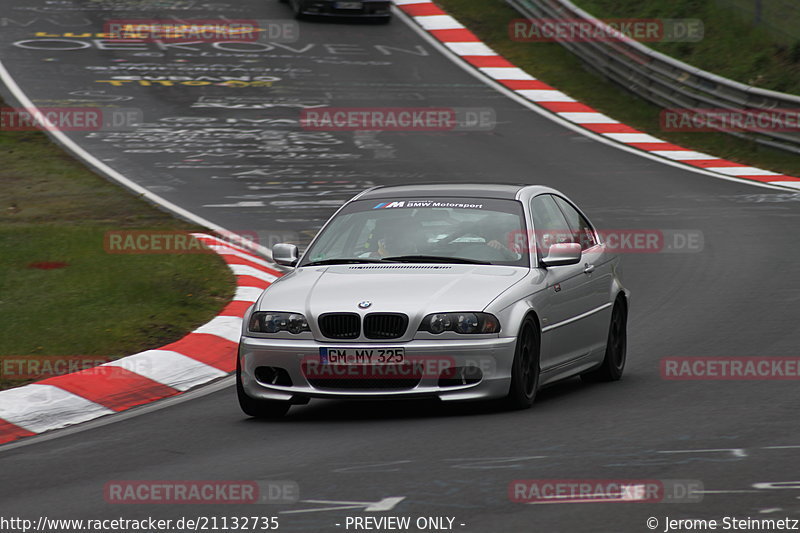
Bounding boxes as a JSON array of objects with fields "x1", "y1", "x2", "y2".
[
  {"x1": 335, "y1": 1, "x2": 363, "y2": 9},
  {"x1": 320, "y1": 347, "x2": 405, "y2": 365}
]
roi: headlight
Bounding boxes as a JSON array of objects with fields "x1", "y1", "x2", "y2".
[
  {"x1": 248, "y1": 312, "x2": 310, "y2": 334},
  {"x1": 418, "y1": 312, "x2": 500, "y2": 334}
]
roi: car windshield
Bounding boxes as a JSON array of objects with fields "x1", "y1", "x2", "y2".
[{"x1": 300, "y1": 197, "x2": 529, "y2": 267}]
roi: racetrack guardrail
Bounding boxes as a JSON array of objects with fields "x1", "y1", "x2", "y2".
[{"x1": 506, "y1": 0, "x2": 800, "y2": 154}]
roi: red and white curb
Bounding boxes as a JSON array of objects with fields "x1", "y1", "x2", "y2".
[
  {"x1": 393, "y1": 0, "x2": 800, "y2": 191},
  {"x1": 0, "y1": 234, "x2": 281, "y2": 445}
]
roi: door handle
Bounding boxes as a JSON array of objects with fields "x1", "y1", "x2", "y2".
[{"x1": 583, "y1": 263, "x2": 595, "y2": 274}]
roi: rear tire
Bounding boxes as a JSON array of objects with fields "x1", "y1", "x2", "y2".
[
  {"x1": 504, "y1": 317, "x2": 540, "y2": 410},
  {"x1": 581, "y1": 297, "x2": 627, "y2": 383},
  {"x1": 237, "y1": 357, "x2": 290, "y2": 418}
]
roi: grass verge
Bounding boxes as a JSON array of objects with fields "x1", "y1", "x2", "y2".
[
  {"x1": 574, "y1": 0, "x2": 800, "y2": 95},
  {"x1": 435, "y1": 0, "x2": 800, "y2": 177},
  {"x1": 0, "y1": 98, "x2": 235, "y2": 390}
]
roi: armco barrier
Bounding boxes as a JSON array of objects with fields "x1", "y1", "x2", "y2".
[{"x1": 506, "y1": 0, "x2": 800, "y2": 154}]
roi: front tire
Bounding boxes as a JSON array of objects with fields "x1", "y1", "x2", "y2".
[
  {"x1": 504, "y1": 317, "x2": 540, "y2": 410},
  {"x1": 581, "y1": 297, "x2": 627, "y2": 382},
  {"x1": 237, "y1": 357, "x2": 290, "y2": 418}
]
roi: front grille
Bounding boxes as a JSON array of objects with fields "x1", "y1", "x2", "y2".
[
  {"x1": 307, "y1": 377, "x2": 421, "y2": 390},
  {"x1": 348, "y1": 265, "x2": 452, "y2": 270},
  {"x1": 318, "y1": 313, "x2": 360, "y2": 339},
  {"x1": 364, "y1": 313, "x2": 408, "y2": 339}
]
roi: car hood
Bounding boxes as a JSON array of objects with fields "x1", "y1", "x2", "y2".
[{"x1": 258, "y1": 264, "x2": 528, "y2": 319}]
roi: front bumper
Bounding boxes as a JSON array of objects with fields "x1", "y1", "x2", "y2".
[
  {"x1": 239, "y1": 336, "x2": 517, "y2": 402},
  {"x1": 298, "y1": 0, "x2": 392, "y2": 17}
]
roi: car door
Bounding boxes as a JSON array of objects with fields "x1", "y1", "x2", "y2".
[
  {"x1": 552, "y1": 195, "x2": 613, "y2": 358},
  {"x1": 529, "y1": 194, "x2": 592, "y2": 372}
]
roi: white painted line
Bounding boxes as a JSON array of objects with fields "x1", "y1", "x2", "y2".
[
  {"x1": 282, "y1": 497, "x2": 406, "y2": 514},
  {"x1": 443, "y1": 42, "x2": 496, "y2": 56},
  {"x1": 443, "y1": 455, "x2": 547, "y2": 469},
  {"x1": 766, "y1": 181, "x2": 800, "y2": 189},
  {"x1": 650, "y1": 150, "x2": 716, "y2": 160},
  {"x1": 105, "y1": 350, "x2": 227, "y2": 392},
  {"x1": 393, "y1": 0, "x2": 429, "y2": 4},
  {"x1": 705, "y1": 166, "x2": 780, "y2": 176},
  {"x1": 691, "y1": 490, "x2": 759, "y2": 494},
  {"x1": 658, "y1": 448, "x2": 748, "y2": 457},
  {"x1": 282, "y1": 505, "x2": 367, "y2": 514},
  {"x1": 478, "y1": 67, "x2": 536, "y2": 80},
  {"x1": 363, "y1": 497, "x2": 407, "y2": 511},
  {"x1": 602, "y1": 133, "x2": 667, "y2": 143},
  {"x1": 193, "y1": 316, "x2": 243, "y2": 344},
  {"x1": 0, "y1": 385, "x2": 114, "y2": 434},
  {"x1": 557, "y1": 112, "x2": 620, "y2": 124},
  {"x1": 332, "y1": 460, "x2": 413, "y2": 473},
  {"x1": 414, "y1": 15, "x2": 464, "y2": 30},
  {"x1": 527, "y1": 495, "x2": 629, "y2": 504},
  {"x1": 517, "y1": 90, "x2": 576, "y2": 102}
]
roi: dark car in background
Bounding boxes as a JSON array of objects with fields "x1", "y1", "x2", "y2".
[{"x1": 281, "y1": 0, "x2": 392, "y2": 20}]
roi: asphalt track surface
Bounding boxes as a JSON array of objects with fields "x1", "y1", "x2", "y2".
[{"x1": 1, "y1": 1, "x2": 800, "y2": 531}]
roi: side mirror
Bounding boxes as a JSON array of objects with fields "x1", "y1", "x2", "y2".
[
  {"x1": 272, "y1": 243, "x2": 299, "y2": 267},
  {"x1": 541, "y1": 242, "x2": 581, "y2": 267}
]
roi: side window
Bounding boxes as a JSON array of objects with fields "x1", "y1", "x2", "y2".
[
  {"x1": 553, "y1": 196, "x2": 598, "y2": 250},
  {"x1": 530, "y1": 195, "x2": 574, "y2": 257}
]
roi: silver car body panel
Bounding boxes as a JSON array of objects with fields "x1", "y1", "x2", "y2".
[{"x1": 239, "y1": 184, "x2": 629, "y2": 402}]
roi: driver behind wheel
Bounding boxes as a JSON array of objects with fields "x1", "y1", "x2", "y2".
[{"x1": 480, "y1": 216, "x2": 523, "y2": 260}]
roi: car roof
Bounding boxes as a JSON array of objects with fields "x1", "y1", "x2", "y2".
[{"x1": 356, "y1": 183, "x2": 548, "y2": 200}]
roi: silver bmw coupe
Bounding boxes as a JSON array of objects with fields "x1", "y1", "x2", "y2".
[{"x1": 237, "y1": 184, "x2": 629, "y2": 417}]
